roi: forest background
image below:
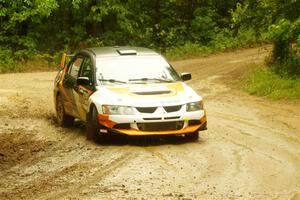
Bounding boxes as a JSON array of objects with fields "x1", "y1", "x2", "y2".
[{"x1": 0, "y1": 0, "x2": 299, "y2": 89}]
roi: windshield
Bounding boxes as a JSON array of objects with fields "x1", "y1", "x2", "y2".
[{"x1": 96, "y1": 56, "x2": 180, "y2": 85}]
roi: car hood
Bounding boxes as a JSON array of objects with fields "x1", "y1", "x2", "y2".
[{"x1": 91, "y1": 82, "x2": 201, "y2": 107}]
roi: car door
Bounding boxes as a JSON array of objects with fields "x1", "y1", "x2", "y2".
[
  {"x1": 63, "y1": 55, "x2": 84, "y2": 118},
  {"x1": 73, "y1": 55, "x2": 95, "y2": 122}
]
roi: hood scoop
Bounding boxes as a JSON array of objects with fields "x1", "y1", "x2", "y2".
[
  {"x1": 133, "y1": 90, "x2": 171, "y2": 95},
  {"x1": 131, "y1": 86, "x2": 172, "y2": 95}
]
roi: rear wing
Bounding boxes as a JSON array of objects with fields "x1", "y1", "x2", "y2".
[{"x1": 60, "y1": 53, "x2": 74, "y2": 69}]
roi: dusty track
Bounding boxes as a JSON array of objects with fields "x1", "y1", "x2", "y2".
[{"x1": 1, "y1": 46, "x2": 300, "y2": 200}]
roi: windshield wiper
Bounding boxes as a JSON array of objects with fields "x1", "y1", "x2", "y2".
[
  {"x1": 98, "y1": 79, "x2": 127, "y2": 84},
  {"x1": 128, "y1": 78, "x2": 173, "y2": 83}
]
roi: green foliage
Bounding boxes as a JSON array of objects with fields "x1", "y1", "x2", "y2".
[
  {"x1": 166, "y1": 28, "x2": 260, "y2": 60},
  {"x1": 268, "y1": 18, "x2": 300, "y2": 76},
  {"x1": 243, "y1": 67, "x2": 300, "y2": 100},
  {"x1": 0, "y1": 0, "x2": 58, "y2": 70},
  {"x1": 230, "y1": 0, "x2": 276, "y2": 37},
  {"x1": 268, "y1": 19, "x2": 294, "y2": 60},
  {"x1": 0, "y1": 0, "x2": 299, "y2": 74},
  {"x1": 191, "y1": 7, "x2": 218, "y2": 45},
  {"x1": 0, "y1": 48, "x2": 16, "y2": 72}
]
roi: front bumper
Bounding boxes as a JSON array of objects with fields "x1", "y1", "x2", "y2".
[{"x1": 98, "y1": 110, "x2": 207, "y2": 136}]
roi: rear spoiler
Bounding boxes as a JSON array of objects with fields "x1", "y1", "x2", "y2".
[{"x1": 60, "y1": 53, "x2": 74, "y2": 69}]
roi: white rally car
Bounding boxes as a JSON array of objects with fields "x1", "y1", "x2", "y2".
[{"x1": 54, "y1": 47, "x2": 207, "y2": 142}]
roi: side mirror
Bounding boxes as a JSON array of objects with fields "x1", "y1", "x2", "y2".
[
  {"x1": 181, "y1": 72, "x2": 192, "y2": 81},
  {"x1": 60, "y1": 53, "x2": 66, "y2": 69},
  {"x1": 77, "y1": 77, "x2": 90, "y2": 85}
]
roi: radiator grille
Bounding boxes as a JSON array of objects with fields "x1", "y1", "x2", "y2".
[
  {"x1": 137, "y1": 121, "x2": 184, "y2": 131},
  {"x1": 136, "y1": 107, "x2": 157, "y2": 113},
  {"x1": 163, "y1": 105, "x2": 182, "y2": 112}
]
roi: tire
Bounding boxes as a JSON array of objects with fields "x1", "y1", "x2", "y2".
[
  {"x1": 86, "y1": 106, "x2": 109, "y2": 143},
  {"x1": 185, "y1": 131, "x2": 199, "y2": 141},
  {"x1": 56, "y1": 95, "x2": 74, "y2": 127}
]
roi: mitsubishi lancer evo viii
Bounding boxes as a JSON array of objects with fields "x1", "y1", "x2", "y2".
[{"x1": 54, "y1": 47, "x2": 207, "y2": 142}]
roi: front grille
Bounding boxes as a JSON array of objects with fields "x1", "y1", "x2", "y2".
[
  {"x1": 113, "y1": 123, "x2": 131, "y2": 129},
  {"x1": 136, "y1": 107, "x2": 157, "y2": 113},
  {"x1": 163, "y1": 105, "x2": 182, "y2": 112},
  {"x1": 137, "y1": 121, "x2": 184, "y2": 131}
]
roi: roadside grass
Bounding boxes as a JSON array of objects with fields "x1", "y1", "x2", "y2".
[
  {"x1": 242, "y1": 67, "x2": 300, "y2": 100},
  {"x1": 0, "y1": 58, "x2": 57, "y2": 73}
]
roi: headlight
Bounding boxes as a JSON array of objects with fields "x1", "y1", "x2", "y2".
[
  {"x1": 102, "y1": 105, "x2": 134, "y2": 115},
  {"x1": 186, "y1": 101, "x2": 204, "y2": 112}
]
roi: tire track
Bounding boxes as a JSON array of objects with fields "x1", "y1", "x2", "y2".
[
  {"x1": 1, "y1": 152, "x2": 135, "y2": 200},
  {"x1": 44, "y1": 152, "x2": 136, "y2": 200}
]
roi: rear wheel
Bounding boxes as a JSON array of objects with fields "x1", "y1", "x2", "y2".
[
  {"x1": 185, "y1": 131, "x2": 199, "y2": 141},
  {"x1": 56, "y1": 95, "x2": 74, "y2": 127},
  {"x1": 86, "y1": 106, "x2": 109, "y2": 143}
]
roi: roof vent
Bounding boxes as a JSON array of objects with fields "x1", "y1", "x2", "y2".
[{"x1": 117, "y1": 49, "x2": 137, "y2": 55}]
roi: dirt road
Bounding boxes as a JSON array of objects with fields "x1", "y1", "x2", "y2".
[{"x1": 1, "y1": 46, "x2": 300, "y2": 200}]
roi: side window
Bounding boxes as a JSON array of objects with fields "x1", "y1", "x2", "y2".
[
  {"x1": 68, "y1": 57, "x2": 83, "y2": 79},
  {"x1": 79, "y1": 57, "x2": 93, "y2": 82}
]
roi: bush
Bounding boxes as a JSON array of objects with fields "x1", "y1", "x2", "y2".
[
  {"x1": 268, "y1": 18, "x2": 300, "y2": 76},
  {"x1": 210, "y1": 28, "x2": 260, "y2": 50},
  {"x1": 0, "y1": 48, "x2": 17, "y2": 73}
]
